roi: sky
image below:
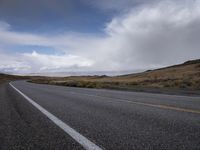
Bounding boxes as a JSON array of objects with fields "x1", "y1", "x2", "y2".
[{"x1": 0, "y1": 0, "x2": 200, "y2": 75}]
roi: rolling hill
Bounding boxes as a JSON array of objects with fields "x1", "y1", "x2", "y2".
[{"x1": 30, "y1": 59, "x2": 200, "y2": 92}]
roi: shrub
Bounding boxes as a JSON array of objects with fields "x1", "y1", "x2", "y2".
[{"x1": 130, "y1": 82, "x2": 139, "y2": 86}]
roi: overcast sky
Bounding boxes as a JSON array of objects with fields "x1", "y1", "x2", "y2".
[{"x1": 0, "y1": 0, "x2": 200, "y2": 74}]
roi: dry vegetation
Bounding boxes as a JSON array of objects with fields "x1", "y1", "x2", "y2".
[
  {"x1": 0, "y1": 73, "x2": 29, "y2": 84},
  {"x1": 30, "y1": 59, "x2": 200, "y2": 90}
]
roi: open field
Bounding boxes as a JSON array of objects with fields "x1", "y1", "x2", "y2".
[{"x1": 30, "y1": 59, "x2": 200, "y2": 94}]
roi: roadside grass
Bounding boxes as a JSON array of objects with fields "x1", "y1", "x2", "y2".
[
  {"x1": 0, "y1": 73, "x2": 29, "y2": 84},
  {"x1": 30, "y1": 59, "x2": 200, "y2": 90}
]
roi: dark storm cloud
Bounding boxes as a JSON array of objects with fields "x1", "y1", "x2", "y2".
[
  {"x1": 0, "y1": 0, "x2": 108, "y2": 33},
  {"x1": 85, "y1": 0, "x2": 163, "y2": 11},
  {"x1": 0, "y1": 0, "x2": 73, "y2": 18}
]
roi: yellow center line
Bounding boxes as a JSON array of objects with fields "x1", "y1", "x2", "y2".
[
  {"x1": 70, "y1": 91, "x2": 200, "y2": 115},
  {"x1": 115, "y1": 100, "x2": 200, "y2": 114}
]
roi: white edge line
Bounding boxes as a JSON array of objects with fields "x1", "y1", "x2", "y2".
[{"x1": 9, "y1": 82, "x2": 102, "y2": 150}]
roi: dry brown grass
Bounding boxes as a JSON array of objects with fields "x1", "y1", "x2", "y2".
[
  {"x1": 0, "y1": 73, "x2": 29, "y2": 84},
  {"x1": 30, "y1": 59, "x2": 200, "y2": 90}
]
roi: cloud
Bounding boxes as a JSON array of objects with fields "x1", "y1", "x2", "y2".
[
  {"x1": 84, "y1": 0, "x2": 160, "y2": 12},
  {"x1": 1, "y1": 0, "x2": 200, "y2": 74},
  {"x1": 23, "y1": 51, "x2": 93, "y2": 72},
  {"x1": 0, "y1": 52, "x2": 31, "y2": 73},
  {"x1": 0, "y1": 0, "x2": 76, "y2": 20},
  {"x1": 0, "y1": 50, "x2": 93, "y2": 74},
  {"x1": 0, "y1": 21, "x2": 102, "y2": 51},
  {"x1": 102, "y1": 0, "x2": 200, "y2": 66}
]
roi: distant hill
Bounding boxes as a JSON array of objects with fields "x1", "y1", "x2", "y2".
[
  {"x1": 112, "y1": 59, "x2": 200, "y2": 89},
  {"x1": 31, "y1": 59, "x2": 200, "y2": 90}
]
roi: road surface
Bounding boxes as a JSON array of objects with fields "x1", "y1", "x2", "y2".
[{"x1": 0, "y1": 80, "x2": 200, "y2": 149}]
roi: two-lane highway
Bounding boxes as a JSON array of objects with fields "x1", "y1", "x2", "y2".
[{"x1": 1, "y1": 80, "x2": 200, "y2": 149}]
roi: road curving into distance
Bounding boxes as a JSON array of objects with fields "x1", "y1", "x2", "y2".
[{"x1": 0, "y1": 80, "x2": 200, "y2": 149}]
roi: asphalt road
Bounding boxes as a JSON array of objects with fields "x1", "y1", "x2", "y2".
[{"x1": 1, "y1": 80, "x2": 200, "y2": 150}]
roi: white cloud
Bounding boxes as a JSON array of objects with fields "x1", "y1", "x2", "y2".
[
  {"x1": 0, "y1": 52, "x2": 30, "y2": 73},
  {"x1": 0, "y1": 50, "x2": 93, "y2": 74},
  {"x1": 23, "y1": 51, "x2": 93, "y2": 72},
  {"x1": 0, "y1": 0, "x2": 200, "y2": 74},
  {"x1": 104, "y1": 0, "x2": 200, "y2": 66},
  {"x1": 0, "y1": 21, "x2": 10, "y2": 30}
]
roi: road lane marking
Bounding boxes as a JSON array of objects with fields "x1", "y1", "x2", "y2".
[
  {"x1": 9, "y1": 83, "x2": 103, "y2": 150},
  {"x1": 68, "y1": 91, "x2": 200, "y2": 115},
  {"x1": 116, "y1": 100, "x2": 200, "y2": 114}
]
